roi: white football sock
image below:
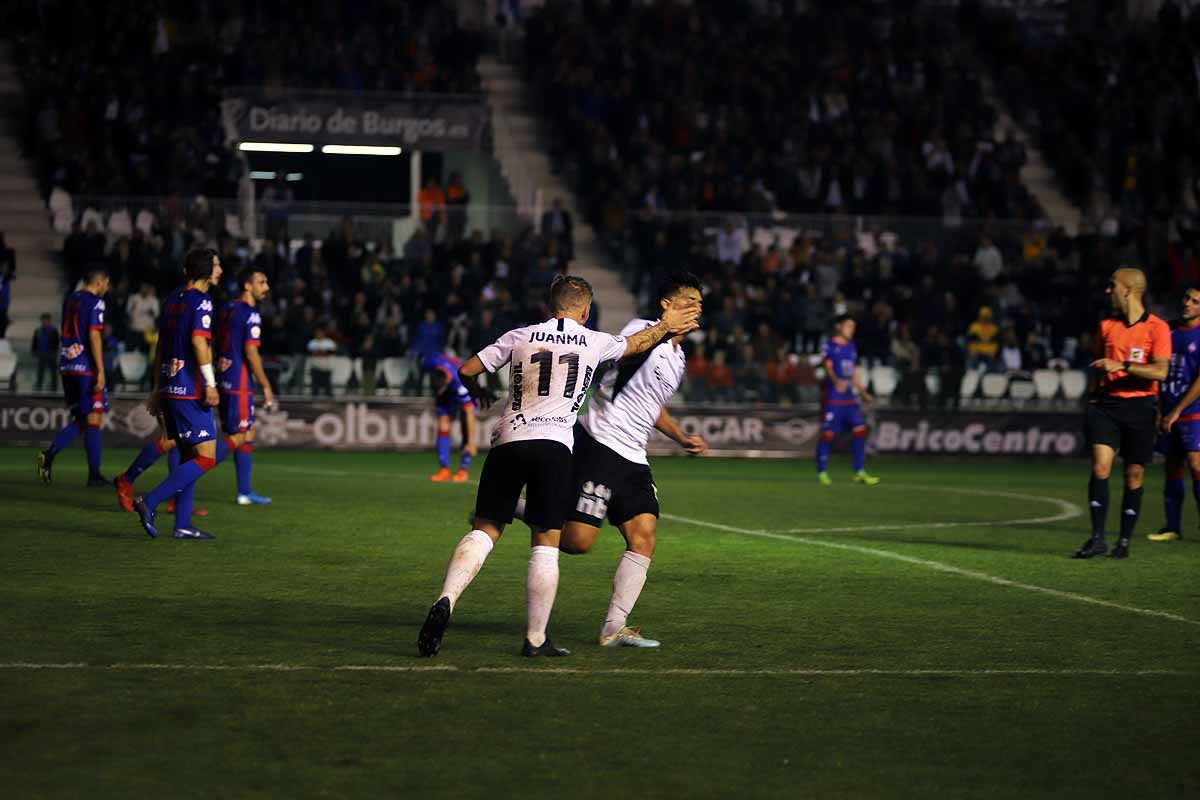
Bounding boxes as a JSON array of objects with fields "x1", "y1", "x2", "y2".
[
  {"x1": 439, "y1": 530, "x2": 494, "y2": 611},
  {"x1": 525, "y1": 545, "x2": 560, "y2": 647},
  {"x1": 601, "y1": 551, "x2": 652, "y2": 638},
  {"x1": 513, "y1": 497, "x2": 526, "y2": 521}
]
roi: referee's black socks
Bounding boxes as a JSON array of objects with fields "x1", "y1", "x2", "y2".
[
  {"x1": 1119, "y1": 485, "x2": 1144, "y2": 541},
  {"x1": 1088, "y1": 476, "x2": 1109, "y2": 538}
]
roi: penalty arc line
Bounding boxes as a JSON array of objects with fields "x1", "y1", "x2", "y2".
[{"x1": 661, "y1": 511, "x2": 1200, "y2": 628}]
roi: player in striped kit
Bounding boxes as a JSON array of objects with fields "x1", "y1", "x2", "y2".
[
  {"x1": 816, "y1": 315, "x2": 879, "y2": 486},
  {"x1": 417, "y1": 275, "x2": 699, "y2": 657},
  {"x1": 557, "y1": 272, "x2": 708, "y2": 648},
  {"x1": 38, "y1": 267, "x2": 111, "y2": 486},
  {"x1": 215, "y1": 267, "x2": 275, "y2": 505},
  {"x1": 1152, "y1": 286, "x2": 1200, "y2": 542}
]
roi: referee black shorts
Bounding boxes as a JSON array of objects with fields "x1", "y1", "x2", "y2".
[
  {"x1": 474, "y1": 439, "x2": 573, "y2": 531},
  {"x1": 1085, "y1": 395, "x2": 1157, "y2": 465},
  {"x1": 566, "y1": 424, "x2": 660, "y2": 529}
]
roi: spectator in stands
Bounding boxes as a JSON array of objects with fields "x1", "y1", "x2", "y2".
[
  {"x1": 716, "y1": 220, "x2": 748, "y2": 266},
  {"x1": 891, "y1": 323, "x2": 927, "y2": 408},
  {"x1": 1000, "y1": 329, "x2": 1025, "y2": 375},
  {"x1": 0, "y1": 261, "x2": 11, "y2": 339},
  {"x1": 734, "y1": 344, "x2": 767, "y2": 402},
  {"x1": 706, "y1": 350, "x2": 735, "y2": 403},
  {"x1": 419, "y1": 177, "x2": 447, "y2": 242},
  {"x1": 540, "y1": 197, "x2": 573, "y2": 261},
  {"x1": 686, "y1": 343, "x2": 711, "y2": 401},
  {"x1": 307, "y1": 325, "x2": 337, "y2": 397},
  {"x1": 966, "y1": 306, "x2": 1000, "y2": 370},
  {"x1": 414, "y1": 308, "x2": 445, "y2": 362},
  {"x1": 765, "y1": 346, "x2": 802, "y2": 404},
  {"x1": 124, "y1": 282, "x2": 159, "y2": 353},
  {"x1": 444, "y1": 172, "x2": 470, "y2": 244},
  {"x1": 973, "y1": 234, "x2": 1004, "y2": 282},
  {"x1": 31, "y1": 313, "x2": 59, "y2": 391}
]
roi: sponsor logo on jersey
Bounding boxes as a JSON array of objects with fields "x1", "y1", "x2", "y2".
[
  {"x1": 510, "y1": 412, "x2": 527, "y2": 430},
  {"x1": 62, "y1": 343, "x2": 84, "y2": 360},
  {"x1": 217, "y1": 357, "x2": 233, "y2": 373},
  {"x1": 1129, "y1": 347, "x2": 1145, "y2": 363},
  {"x1": 511, "y1": 361, "x2": 524, "y2": 411},
  {"x1": 167, "y1": 358, "x2": 186, "y2": 377}
]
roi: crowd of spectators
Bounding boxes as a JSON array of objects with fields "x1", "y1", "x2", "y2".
[
  {"x1": 59, "y1": 203, "x2": 588, "y2": 397},
  {"x1": 524, "y1": 1, "x2": 1039, "y2": 235},
  {"x1": 11, "y1": 0, "x2": 482, "y2": 198},
  {"x1": 961, "y1": 1, "x2": 1200, "y2": 291}
]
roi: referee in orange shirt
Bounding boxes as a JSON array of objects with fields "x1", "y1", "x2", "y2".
[{"x1": 1077, "y1": 267, "x2": 1171, "y2": 559}]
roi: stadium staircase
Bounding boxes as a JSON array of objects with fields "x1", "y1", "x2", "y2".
[
  {"x1": 980, "y1": 75, "x2": 1083, "y2": 234},
  {"x1": 0, "y1": 42, "x2": 64, "y2": 356},
  {"x1": 478, "y1": 54, "x2": 637, "y2": 333}
]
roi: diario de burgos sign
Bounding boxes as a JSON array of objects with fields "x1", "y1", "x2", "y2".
[{"x1": 220, "y1": 91, "x2": 488, "y2": 150}]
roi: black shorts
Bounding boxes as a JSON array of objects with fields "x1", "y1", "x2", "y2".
[
  {"x1": 1085, "y1": 396, "x2": 1157, "y2": 465},
  {"x1": 567, "y1": 424, "x2": 659, "y2": 528},
  {"x1": 474, "y1": 439, "x2": 573, "y2": 530}
]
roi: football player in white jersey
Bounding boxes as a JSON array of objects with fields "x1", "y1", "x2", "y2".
[
  {"x1": 559, "y1": 273, "x2": 707, "y2": 648},
  {"x1": 417, "y1": 275, "x2": 700, "y2": 657}
]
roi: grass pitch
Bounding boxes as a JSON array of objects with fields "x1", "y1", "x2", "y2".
[{"x1": 1, "y1": 446, "x2": 1198, "y2": 798}]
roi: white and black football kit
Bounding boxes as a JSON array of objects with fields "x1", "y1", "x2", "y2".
[
  {"x1": 473, "y1": 317, "x2": 627, "y2": 529},
  {"x1": 570, "y1": 318, "x2": 687, "y2": 528}
]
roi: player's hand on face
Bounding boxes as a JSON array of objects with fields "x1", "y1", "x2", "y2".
[
  {"x1": 204, "y1": 385, "x2": 220, "y2": 407},
  {"x1": 661, "y1": 300, "x2": 701, "y2": 335}
]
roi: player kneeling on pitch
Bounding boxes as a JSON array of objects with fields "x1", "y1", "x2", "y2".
[{"x1": 416, "y1": 275, "x2": 700, "y2": 658}]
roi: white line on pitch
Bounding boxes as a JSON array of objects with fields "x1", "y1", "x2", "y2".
[
  {"x1": 774, "y1": 484, "x2": 1081, "y2": 534},
  {"x1": 662, "y1": 512, "x2": 1200, "y2": 628},
  {"x1": 0, "y1": 663, "x2": 1192, "y2": 677}
]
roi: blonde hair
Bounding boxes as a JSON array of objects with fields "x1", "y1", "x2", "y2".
[{"x1": 549, "y1": 275, "x2": 593, "y2": 312}]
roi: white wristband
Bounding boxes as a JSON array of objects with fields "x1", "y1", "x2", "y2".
[{"x1": 200, "y1": 363, "x2": 216, "y2": 387}]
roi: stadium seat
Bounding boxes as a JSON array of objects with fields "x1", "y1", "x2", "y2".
[
  {"x1": 869, "y1": 365, "x2": 898, "y2": 398},
  {"x1": 1008, "y1": 379, "x2": 1036, "y2": 404},
  {"x1": 329, "y1": 356, "x2": 355, "y2": 393},
  {"x1": 924, "y1": 370, "x2": 940, "y2": 396},
  {"x1": 1032, "y1": 369, "x2": 1060, "y2": 401},
  {"x1": 0, "y1": 352, "x2": 17, "y2": 388},
  {"x1": 980, "y1": 373, "x2": 1009, "y2": 404},
  {"x1": 380, "y1": 357, "x2": 412, "y2": 395},
  {"x1": 117, "y1": 351, "x2": 148, "y2": 388},
  {"x1": 959, "y1": 369, "x2": 981, "y2": 403},
  {"x1": 1060, "y1": 370, "x2": 1087, "y2": 401}
]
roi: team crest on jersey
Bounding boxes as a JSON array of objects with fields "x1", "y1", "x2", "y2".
[
  {"x1": 62, "y1": 343, "x2": 84, "y2": 359},
  {"x1": 201, "y1": 314, "x2": 212, "y2": 329},
  {"x1": 217, "y1": 357, "x2": 233, "y2": 372},
  {"x1": 1129, "y1": 347, "x2": 1145, "y2": 363},
  {"x1": 250, "y1": 325, "x2": 261, "y2": 339},
  {"x1": 167, "y1": 358, "x2": 186, "y2": 377}
]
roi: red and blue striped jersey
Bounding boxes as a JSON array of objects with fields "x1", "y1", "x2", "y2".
[
  {"x1": 59, "y1": 290, "x2": 105, "y2": 376},
  {"x1": 216, "y1": 301, "x2": 262, "y2": 393},
  {"x1": 822, "y1": 337, "x2": 858, "y2": 405},
  {"x1": 158, "y1": 287, "x2": 214, "y2": 400},
  {"x1": 1163, "y1": 320, "x2": 1200, "y2": 416}
]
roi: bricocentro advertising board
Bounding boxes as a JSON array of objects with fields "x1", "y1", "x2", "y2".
[{"x1": 0, "y1": 396, "x2": 1086, "y2": 457}]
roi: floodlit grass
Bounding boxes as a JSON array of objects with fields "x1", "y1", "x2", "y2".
[{"x1": 2, "y1": 446, "x2": 1198, "y2": 798}]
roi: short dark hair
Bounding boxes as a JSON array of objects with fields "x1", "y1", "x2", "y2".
[
  {"x1": 83, "y1": 266, "x2": 109, "y2": 285},
  {"x1": 656, "y1": 271, "x2": 703, "y2": 305},
  {"x1": 238, "y1": 266, "x2": 265, "y2": 291},
  {"x1": 549, "y1": 274, "x2": 593, "y2": 312},
  {"x1": 183, "y1": 248, "x2": 219, "y2": 282},
  {"x1": 832, "y1": 314, "x2": 855, "y2": 328}
]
